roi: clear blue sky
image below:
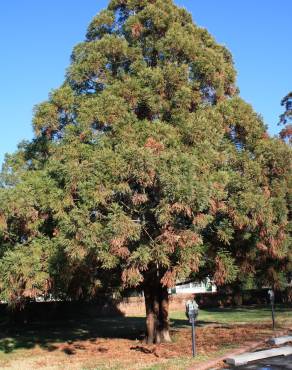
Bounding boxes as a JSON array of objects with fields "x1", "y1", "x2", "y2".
[{"x1": 1, "y1": 0, "x2": 291, "y2": 166}]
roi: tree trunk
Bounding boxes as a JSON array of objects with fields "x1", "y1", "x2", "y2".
[
  {"x1": 158, "y1": 286, "x2": 171, "y2": 343},
  {"x1": 144, "y1": 280, "x2": 171, "y2": 344}
]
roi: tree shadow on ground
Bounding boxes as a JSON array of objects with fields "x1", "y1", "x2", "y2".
[
  {"x1": 1, "y1": 304, "x2": 290, "y2": 355},
  {"x1": 0, "y1": 314, "x2": 219, "y2": 355},
  {"x1": 0, "y1": 316, "x2": 191, "y2": 354}
]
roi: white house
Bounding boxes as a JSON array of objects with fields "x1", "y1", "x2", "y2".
[{"x1": 170, "y1": 279, "x2": 217, "y2": 295}]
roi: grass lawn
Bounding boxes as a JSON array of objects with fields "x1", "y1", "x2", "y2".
[
  {"x1": 171, "y1": 304, "x2": 292, "y2": 324},
  {"x1": 0, "y1": 305, "x2": 291, "y2": 369}
]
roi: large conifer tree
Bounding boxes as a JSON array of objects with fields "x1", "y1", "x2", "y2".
[{"x1": 0, "y1": 0, "x2": 291, "y2": 343}]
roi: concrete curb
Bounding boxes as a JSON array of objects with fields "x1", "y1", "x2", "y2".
[
  {"x1": 188, "y1": 328, "x2": 290, "y2": 370},
  {"x1": 269, "y1": 335, "x2": 292, "y2": 346},
  {"x1": 225, "y1": 346, "x2": 292, "y2": 366}
]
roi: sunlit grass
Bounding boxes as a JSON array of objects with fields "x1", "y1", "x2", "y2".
[{"x1": 170, "y1": 304, "x2": 292, "y2": 324}]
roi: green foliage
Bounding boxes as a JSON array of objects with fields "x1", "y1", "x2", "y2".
[
  {"x1": 0, "y1": 0, "x2": 291, "y2": 304},
  {"x1": 0, "y1": 238, "x2": 52, "y2": 306},
  {"x1": 279, "y1": 92, "x2": 292, "y2": 144}
]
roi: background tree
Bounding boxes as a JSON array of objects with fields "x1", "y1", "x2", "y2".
[
  {"x1": 279, "y1": 92, "x2": 292, "y2": 144},
  {"x1": 0, "y1": 0, "x2": 291, "y2": 344}
]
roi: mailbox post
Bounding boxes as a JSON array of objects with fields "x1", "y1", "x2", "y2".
[
  {"x1": 186, "y1": 299, "x2": 199, "y2": 357},
  {"x1": 268, "y1": 289, "x2": 275, "y2": 330}
]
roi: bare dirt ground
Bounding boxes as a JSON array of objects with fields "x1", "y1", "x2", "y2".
[{"x1": 0, "y1": 323, "x2": 289, "y2": 370}]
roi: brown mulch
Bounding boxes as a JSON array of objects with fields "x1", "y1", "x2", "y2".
[{"x1": 0, "y1": 323, "x2": 290, "y2": 369}]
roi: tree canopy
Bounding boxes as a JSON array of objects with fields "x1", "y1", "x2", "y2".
[
  {"x1": 279, "y1": 92, "x2": 292, "y2": 144},
  {"x1": 0, "y1": 0, "x2": 291, "y2": 342}
]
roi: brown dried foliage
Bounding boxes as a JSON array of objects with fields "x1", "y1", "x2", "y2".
[
  {"x1": 158, "y1": 228, "x2": 201, "y2": 254},
  {"x1": 132, "y1": 192, "x2": 148, "y2": 206},
  {"x1": 178, "y1": 230, "x2": 201, "y2": 249},
  {"x1": 171, "y1": 202, "x2": 192, "y2": 218},
  {"x1": 161, "y1": 269, "x2": 177, "y2": 288},
  {"x1": 110, "y1": 238, "x2": 130, "y2": 259},
  {"x1": 131, "y1": 22, "x2": 143, "y2": 38},
  {"x1": 209, "y1": 199, "x2": 226, "y2": 215},
  {"x1": 144, "y1": 137, "x2": 165, "y2": 154},
  {"x1": 121, "y1": 267, "x2": 143, "y2": 287},
  {"x1": 214, "y1": 256, "x2": 228, "y2": 286}
]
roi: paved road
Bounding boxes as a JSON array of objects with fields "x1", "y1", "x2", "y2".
[{"x1": 237, "y1": 355, "x2": 292, "y2": 369}]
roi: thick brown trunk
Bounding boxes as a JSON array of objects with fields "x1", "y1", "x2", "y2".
[
  {"x1": 158, "y1": 286, "x2": 171, "y2": 343},
  {"x1": 144, "y1": 285, "x2": 159, "y2": 344},
  {"x1": 144, "y1": 280, "x2": 171, "y2": 344}
]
